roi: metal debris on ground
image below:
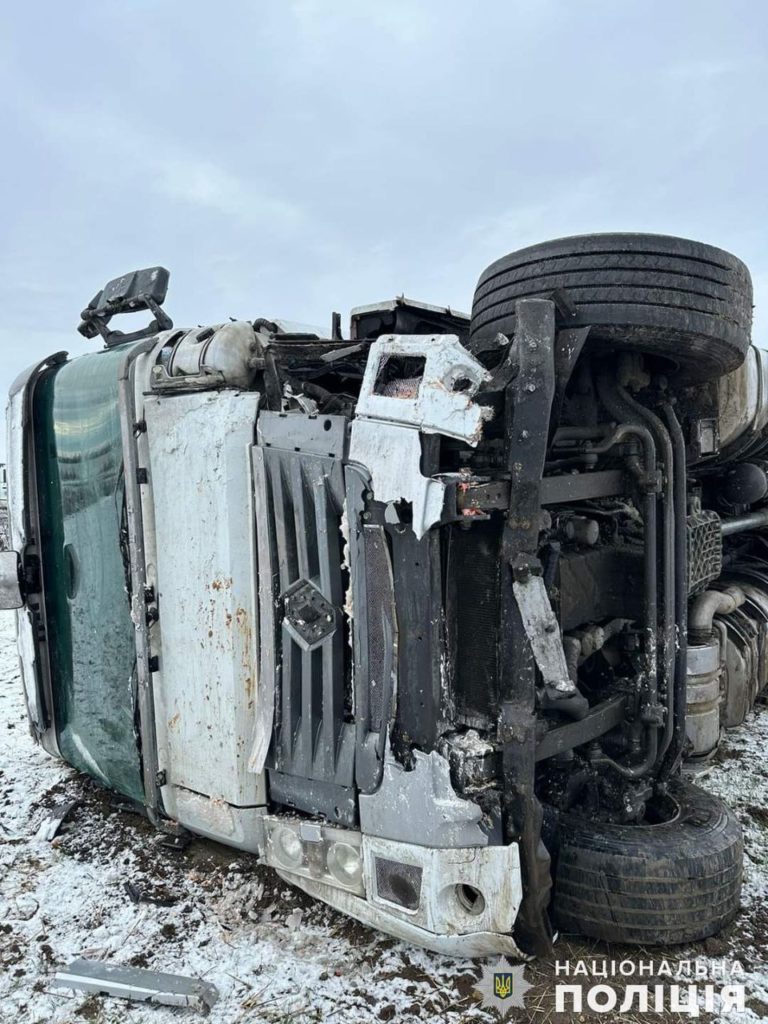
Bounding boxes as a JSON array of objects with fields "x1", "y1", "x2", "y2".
[
  {"x1": 123, "y1": 880, "x2": 176, "y2": 907},
  {"x1": 51, "y1": 958, "x2": 219, "y2": 1013},
  {"x1": 37, "y1": 799, "x2": 80, "y2": 842}
]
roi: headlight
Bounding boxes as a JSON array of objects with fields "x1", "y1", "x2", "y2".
[
  {"x1": 262, "y1": 816, "x2": 365, "y2": 896},
  {"x1": 326, "y1": 842, "x2": 363, "y2": 888},
  {"x1": 272, "y1": 825, "x2": 304, "y2": 869}
]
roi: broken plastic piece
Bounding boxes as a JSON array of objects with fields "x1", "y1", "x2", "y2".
[
  {"x1": 349, "y1": 335, "x2": 492, "y2": 538},
  {"x1": 354, "y1": 334, "x2": 492, "y2": 442},
  {"x1": 38, "y1": 799, "x2": 80, "y2": 842},
  {"x1": 52, "y1": 958, "x2": 219, "y2": 1012},
  {"x1": 513, "y1": 571, "x2": 589, "y2": 718}
]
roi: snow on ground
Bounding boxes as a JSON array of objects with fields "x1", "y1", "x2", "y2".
[{"x1": 2, "y1": 605, "x2": 768, "y2": 1023}]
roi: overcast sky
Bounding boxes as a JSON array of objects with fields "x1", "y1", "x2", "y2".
[{"x1": 1, "y1": 1, "x2": 766, "y2": 454}]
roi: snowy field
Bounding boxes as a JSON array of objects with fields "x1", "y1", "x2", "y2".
[{"x1": 2, "y1": 607, "x2": 768, "y2": 1023}]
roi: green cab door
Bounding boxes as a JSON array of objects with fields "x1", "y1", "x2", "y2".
[{"x1": 33, "y1": 344, "x2": 143, "y2": 802}]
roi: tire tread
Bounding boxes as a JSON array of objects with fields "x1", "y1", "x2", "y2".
[
  {"x1": 550, "y1": 780, "x2": 743, "y2": 945},
  {"x1": 470, "y1": 233, "x2": 752, "y2": 381}
]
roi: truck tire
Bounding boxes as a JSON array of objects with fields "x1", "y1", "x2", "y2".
[
  {"x1": 549, "y1": 780, "x2": 743, "y2": 945},
  {"x1": 470, "y1": 233, "x2": 752, "y2": 381}
]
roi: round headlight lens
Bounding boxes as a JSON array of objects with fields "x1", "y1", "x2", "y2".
[
  {"x1": 273, "y1": 826, "x2": 304, "y2": 869},
  {"x1": 326, "y1": 842, "x2": 363, "y2": 888}
]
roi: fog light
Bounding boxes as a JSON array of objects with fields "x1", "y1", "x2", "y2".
[
  {"x1": 455, "y1": 883, "x2": 485, "y2": 916},
  {"x1": 273, "y1": 826, "x2": 304, "y2": 869},
  {"x1": 326, "y1": 842, "x2": 363, "y2": 888}
]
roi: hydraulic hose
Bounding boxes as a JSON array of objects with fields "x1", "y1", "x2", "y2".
[
  {"x1": 591, "y1": 376, "x2": 662, "y2": 778},
  {"x1": 720, "y1": 508, "x2": 768, "y2": 536},
  {"x1": 689, "y1": 586, "x2": 745, "y2": 643},
  {"x1": 615, "y1": 384, "x2": 676, "y2": 762},
  {"x1": 661, "y1": 401, "x2": 689, "y2": 772}
]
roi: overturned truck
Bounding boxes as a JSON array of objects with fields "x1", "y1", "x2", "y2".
[{"x1": 6, "y1": 233, "x2": 764, "y2": 956}]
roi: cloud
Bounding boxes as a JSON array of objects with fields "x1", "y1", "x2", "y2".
[
  {"x1": 289, "y1": 0, "x2": 433, "y2": 46},
  {"x1": 665, "y1": 58, "x2": 744, "y2": 80},
  {"x1": 151, "y1": 152, "x2": 303, "y2": 227},
  {"x1": 6, "y1": 84, "x2": 304, "y2": 230}
]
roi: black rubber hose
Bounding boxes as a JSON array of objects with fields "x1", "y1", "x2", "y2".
[
  {"x1": 661, "y1": 402, "x2": 689, "y2": 774},
  {"x1": 720, "y1": 508, "x2": 768, "y2": 535}
]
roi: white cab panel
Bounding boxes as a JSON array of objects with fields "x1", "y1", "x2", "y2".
[{"x1": 144, "y1": 389, "x2": 266, "y2": 838}]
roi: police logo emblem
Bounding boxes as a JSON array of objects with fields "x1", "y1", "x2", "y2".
[{"x1": 474, "y1": 960, "x2": 532, "y2": 1015}]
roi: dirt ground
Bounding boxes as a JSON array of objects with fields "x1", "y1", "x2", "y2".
[{"x1": 1, "y1": 607, "x2": 768, "y2": 1023}]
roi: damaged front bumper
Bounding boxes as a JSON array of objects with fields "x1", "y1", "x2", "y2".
[{"x1": 261, "y1": 814, "x2": 525, "y2": 958}]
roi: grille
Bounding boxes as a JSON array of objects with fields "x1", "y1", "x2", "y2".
[
  {"x1": 687, "y1": 511, "x2": 722, "y2": 595},
  {"x1": 375, "y1": 857, "x2": 423, "y2": 910},
  {"x1": 254, "y1": 412, "x2": 356, "y2": 824}
]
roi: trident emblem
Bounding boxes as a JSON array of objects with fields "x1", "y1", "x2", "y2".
[{"x1": 494, "y1": 973, "x2": 513, "y2": 1000}]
